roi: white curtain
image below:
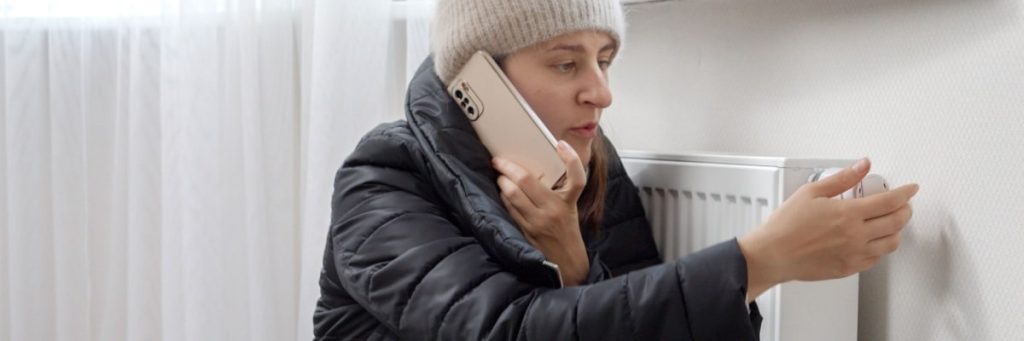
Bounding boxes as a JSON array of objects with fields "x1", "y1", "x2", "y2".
[{"x1": 0, "y1": 0, "x2": 434, "y2": 340}]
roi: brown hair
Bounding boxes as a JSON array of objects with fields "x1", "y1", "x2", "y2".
[{"x1": 577, "y1": 135, "x2": 607, "y2": 233}]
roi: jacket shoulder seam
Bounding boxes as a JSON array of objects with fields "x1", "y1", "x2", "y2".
[
  {"x1": 349, "y1": 211, "x2": 420, "y2": 256},
  {"x1": 622, "y1": 274, "x2": 639, "y2": 340}
]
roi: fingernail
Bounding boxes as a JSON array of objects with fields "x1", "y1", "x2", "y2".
[
  {"x1": 557, "y1": 140, "x2": 570, "y2": 150},
  {"x1": 852, "y1": 158, "x2": 869, "y2": 173}
]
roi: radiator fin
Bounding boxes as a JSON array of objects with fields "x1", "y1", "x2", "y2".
[
  {"x1": 640, "y1": 187, "x2": 770, "y2": 262},
  {"x1": 623, "y1": 151, "x2": 859, "y2": 341}
]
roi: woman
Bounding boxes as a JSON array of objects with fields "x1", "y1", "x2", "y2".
[{"x1": 314, "y1": 0, "x2": 919, "y2": 340}]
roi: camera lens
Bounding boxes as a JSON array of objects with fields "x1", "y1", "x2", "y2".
[
  {"x1": 467, "y1": 106, "x2": 475, "y2": 115},
  {"x1": 454, "y1": 89, "x2": 464, "y2": 99}
]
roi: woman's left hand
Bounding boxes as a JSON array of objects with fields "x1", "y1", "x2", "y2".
[{"x1": 492, "y1": 141, "x2": 590, "y2": 286}]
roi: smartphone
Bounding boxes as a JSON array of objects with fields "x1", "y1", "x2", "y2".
[{"x1": 448, "y1": 51, "x2": 567, "y2": 189}]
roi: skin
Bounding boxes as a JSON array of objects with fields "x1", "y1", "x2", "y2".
[
  {"x1": 491, "y1": 31, "x2": 615, "y2": 285},
  {"x1": 739, "y1": 159, "x2": 919, "y2": 303},
  {"x1": 488, "y1": 31, "x2": 920, "y2": 293},
  {"x1": 500, "y1": 31, "x2": 616, "y2": 166}
]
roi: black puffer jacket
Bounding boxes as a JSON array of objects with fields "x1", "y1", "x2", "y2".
[{"x1": 314, "y1": 57, "x2": 762, "y2": 340}]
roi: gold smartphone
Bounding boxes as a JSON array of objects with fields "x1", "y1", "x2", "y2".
[{"x1": 448, "y1": 51, "x2": 567, "y2": 189}]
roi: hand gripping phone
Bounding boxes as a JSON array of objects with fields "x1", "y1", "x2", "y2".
[{"x1": 447, "y1": 51, "x2": 567, "y2": 189}]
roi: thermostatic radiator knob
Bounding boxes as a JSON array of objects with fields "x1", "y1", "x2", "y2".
[{"x1": 810, "y1": 168, "x2": 890, "y2": 199}]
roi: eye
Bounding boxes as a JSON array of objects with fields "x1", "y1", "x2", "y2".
[
  {"x1": 598, "y1": 60, "x2": 613, "y2": 70},
  {"x1": 554, "y1": 62, "x2": 576, "y2": 73}
]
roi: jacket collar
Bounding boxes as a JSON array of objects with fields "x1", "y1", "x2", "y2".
[{"x1": 403, "y1": 56, "x2": 564, "y2": 287}]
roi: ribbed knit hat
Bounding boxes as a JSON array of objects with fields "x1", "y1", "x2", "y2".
[{"x1": 431, "y1": 0, "x2": 626, "y2": 85}]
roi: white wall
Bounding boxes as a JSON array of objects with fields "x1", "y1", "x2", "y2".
[{"x1": 604, "y1": 0, "x2": 1024, "y2": 340}]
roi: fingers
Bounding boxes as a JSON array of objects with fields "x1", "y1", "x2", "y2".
[
  {"x1": 804, "y1": 158, "x2": 871, "y2": 198},
  {"x1": 865, "y1": 232, "x2": 902, "y2": 258},
  {"x1": 497, "y1": 175, "x2": 539, "y2": 211},
  {"x1": 501, "y1": 194, "x2": 531, "y2": 229},
  {"x1": 863, "y1": 203, "x2": 913, "y2": 241},
  {"x1": 554, "y1": 140, "x2": 587, "y2": 200},
  {"x1": 500, "y1": 194, "x2": 544, "y2": 247},
  {"x1": 851, "y1": 183, "x2": 920, "y2": 219},
  {"x1": 493, "y1": 158, "x2": 552, "y2": 207},
  {"x1": 861, "y1": 203, "x2": 913, "y2": 262}
]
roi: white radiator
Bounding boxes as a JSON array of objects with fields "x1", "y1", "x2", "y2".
[{"x1": 620, "y1": 150, "x2": 859, "y2": 341}]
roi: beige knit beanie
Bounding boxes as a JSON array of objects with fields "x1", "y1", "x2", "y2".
[{"x1": 431, "y1": 0, "x2": 626, "y2": 85}]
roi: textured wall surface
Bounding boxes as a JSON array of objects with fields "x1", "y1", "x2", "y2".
[{"x1": 604, "y1": 0, "x2": 1024, "y2": 340}]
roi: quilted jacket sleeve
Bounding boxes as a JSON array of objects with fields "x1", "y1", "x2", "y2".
[{"x1": 322, "y1": 127, "x2": 761, "y2": 340}]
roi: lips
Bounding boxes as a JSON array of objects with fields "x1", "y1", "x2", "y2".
[{"x1": 569, "y1": 123, "x2": 598, "y2": 138}]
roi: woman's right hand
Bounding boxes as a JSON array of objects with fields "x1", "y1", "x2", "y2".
[
  {"x1": 738, "y1": 158, "x2": 920, "y2": 303},
  {"x1": 492, "y1": 141, "x2": 591, "y2": 286}
]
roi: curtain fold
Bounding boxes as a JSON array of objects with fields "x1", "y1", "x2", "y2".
[
  {"x1": 295, "y1": 1, "x2": 393, "y2": 339},
  {"x1": 0, "y1": 1, "x2": 436, "y2": 340}
]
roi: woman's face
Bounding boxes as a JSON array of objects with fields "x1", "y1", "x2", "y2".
[{"x1": 501, "y1": 31, "x2": 617, "y2": 166}]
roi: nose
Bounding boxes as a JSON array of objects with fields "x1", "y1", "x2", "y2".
[{"x1": 576, "y1": 66, "x2": 613, "y2": 109}]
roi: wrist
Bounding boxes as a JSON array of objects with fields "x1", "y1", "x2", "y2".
[
  {"x1": 563, "y1": 244, "x2": 590, "y2": 286},
  {"x1": 738, "y1": 231, "x2": 786, "y2": 303}
]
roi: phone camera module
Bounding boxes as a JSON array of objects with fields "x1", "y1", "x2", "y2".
[{"x1": 466, "y1": 105, "x2": 480, "y2": 121}]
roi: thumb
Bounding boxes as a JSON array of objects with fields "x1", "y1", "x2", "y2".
[
  {"x1": 809, "y1": 158, "x2": 871, "y2": 198},
  {"x1": 555, "y1": 140, "x2": 587, "y2": 200}
]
